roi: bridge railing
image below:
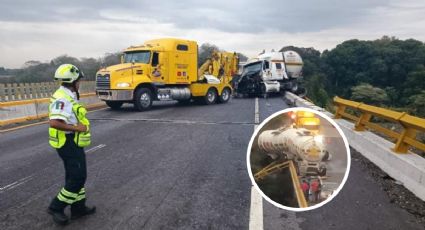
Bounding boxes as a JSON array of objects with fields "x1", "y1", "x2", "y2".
[
  {"x1": 333, "y1": 96, "x2": 425, "y2": 154},
  {"x1": 0, "y1": 81, "x2": 101, "y2": 126},
  {"x1": 0, "y1": 81, "x2": 95, "y2": 102}
]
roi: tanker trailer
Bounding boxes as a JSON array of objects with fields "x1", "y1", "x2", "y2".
[{"x1": 258, "y1": 126, "x2": 331, "y2": 176}]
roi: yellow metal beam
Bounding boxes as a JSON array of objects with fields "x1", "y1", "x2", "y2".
[
  {"x1": 288, "y1": 161, "x2": 308, "y2": 208},
  {"x1": 254, "y1": 161, "x2": 290, "y2": 181}
]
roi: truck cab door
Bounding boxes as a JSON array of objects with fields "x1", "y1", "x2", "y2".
[
  {"x1": 274, "y1": 62, "x2": 284, "y2": 80},
  {"x1": 151, "y1": 52, "x2": 168, "y2": 83},
  {"x1": 175, "y1": 46, "x2": 191, "y2": 84}
]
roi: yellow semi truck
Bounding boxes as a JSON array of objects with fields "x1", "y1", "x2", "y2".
[{"x1": 95, "y1": 38, "x2": 239, "y2": 111}]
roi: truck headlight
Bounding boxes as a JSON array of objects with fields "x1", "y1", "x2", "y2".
[{"x1": 116, "y1": 82, "x2": 130, "y2": 88}]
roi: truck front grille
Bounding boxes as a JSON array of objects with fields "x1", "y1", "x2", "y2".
[{"x1": 96, "y1": 74, "x2": 110, "y2": 89}]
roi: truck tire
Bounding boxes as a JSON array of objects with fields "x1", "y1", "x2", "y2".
[
  {"x1": 290, "y1": 82, "x2": 298, "y2": 93},
  {"x1": 218, "y1": 87, "x2": 231, "y2": 103},
  {"x1": 204, "y1": 88, "x2": 217, "y2": 105},
  {"x1": 105, "y1": 101, "x2": 123, "y2": 110},
  {"x1": 134, "y1": 88, "x2": 153, "y2": 111}
]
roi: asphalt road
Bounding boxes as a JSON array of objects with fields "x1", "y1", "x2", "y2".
[
  {"x1": 0, "y1": 96, "x2": 424, "y2": 230},
  {"x1": 318, "y1": 118, "x2": 347, "y2": 201}
]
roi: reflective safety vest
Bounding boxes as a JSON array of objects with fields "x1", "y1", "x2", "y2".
[{"x1": 48, "y1": 88, "x2": 91, "y2": 148}]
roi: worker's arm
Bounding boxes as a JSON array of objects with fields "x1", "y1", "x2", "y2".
[{"x1": 49, "y1": 119, "x2": 87, "y2": 132}]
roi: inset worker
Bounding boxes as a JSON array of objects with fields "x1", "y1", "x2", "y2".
[
  {"x1": 310, "y1": 179, "x2": 320, "y2": 202},
  {"x1": 47, "y1": 64, "x2": 95, "y2": 225},
  {"x1": 301, "y1": 180, "x2": 309, "y2": 200}
]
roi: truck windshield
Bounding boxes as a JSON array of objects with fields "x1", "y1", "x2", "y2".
[
  {"x1": 242, "y1": 62, "x2": 262, "y2": 75},
  {"x1": 123, "y1": 51, "x2": 151, "y2": 64}
]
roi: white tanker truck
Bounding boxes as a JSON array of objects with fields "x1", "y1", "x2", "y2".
[
  {"x1": 234, "y1": 51, "x2": 304, "y2": 96},
  {"x1": 258, "y1": 125, "x2": 331, "y2": 176}
]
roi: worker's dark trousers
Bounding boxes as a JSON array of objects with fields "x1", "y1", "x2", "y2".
[{"x1": 49, "y1": 133, "x2": 87, "y2": 212}]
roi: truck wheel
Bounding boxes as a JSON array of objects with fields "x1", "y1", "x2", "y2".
[
  {"x1": 218, "y1": 87, "x2": 231, "y2": 103},
  {"x1": 106, "y1": 101, "x2": 123, "y2": 110},
  {"x1": 291, "y1": 82, "x2": 298, "y2": 93},
  {"x1": 204, "y1": 88, "x2": 217, "y2": 105},
  {"x1": 134, "y1": 88, "x2": 153, "y2": 111}
]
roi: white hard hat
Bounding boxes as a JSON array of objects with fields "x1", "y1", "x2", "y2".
[{"x1": 54, "y1": 64, "x2": 84, "y2": 83}]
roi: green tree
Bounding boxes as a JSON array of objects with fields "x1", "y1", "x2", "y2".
[
  {"x1": 237, "y1": 53, "x2": 248, "y2": 62},
  {"x1": 351, "y1": 83, "x2": 389, "y2": 105},
  {"x1": 304, "y1": 74, "x2": 329, "y2": 107},
  {"x1": 409, "y1": 91, "x2": 425, "y2": 117},
  {"x1": 198, "y1": 43, "x2": 219, "y2": 67},
  {"x1": 101, "y1": 52, "x2": 121, "y2": 67}
]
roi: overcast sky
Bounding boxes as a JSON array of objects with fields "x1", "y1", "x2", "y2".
[{"x1": 1, "y1": 0, "x2": 425, "y2": 68}]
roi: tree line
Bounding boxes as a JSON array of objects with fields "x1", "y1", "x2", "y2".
[
  {"x1": 282, "y1": 36, "x2": 425, "y2": 117},
  {"x1": 0, "y1": 53, "x2": 121, "y2": 83}
]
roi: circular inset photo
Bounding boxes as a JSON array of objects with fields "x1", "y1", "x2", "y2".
[{"x1": 247, "y1": 108, "x2": 351, "y2": 211}]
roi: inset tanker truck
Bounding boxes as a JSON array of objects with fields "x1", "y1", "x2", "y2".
[
  {"x1": 258, "y1": 125, "x2": 331, "y2": 176},
  {"x1": 234, "y1": 50, "x2": 304, "y2": 97}
]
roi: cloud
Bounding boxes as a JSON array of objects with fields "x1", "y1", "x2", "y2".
[
  {"x1": 0, "y1": 0, "x2": 424, "y2": 68},
  {"x1": 0, "y1": 0, "x2": 390, "y2": 33}
]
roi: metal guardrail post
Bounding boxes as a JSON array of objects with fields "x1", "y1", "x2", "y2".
[
  {"x1": 394, "y1": 127, "x2": 418, "y2": 153},
  {"x1": 0, "y1": 84, "x2": 5, "y2": 101},
  {"x1": 334, "y1": 104, "x2": 345, "y2": 119},
  {"x1": 355, "y1": 113, "x2": 372, "y2": 131}
]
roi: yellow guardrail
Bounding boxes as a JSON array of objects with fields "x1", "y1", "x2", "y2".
[{"x1": 333, "y1": 96, "x2": 425, "y2": 153}]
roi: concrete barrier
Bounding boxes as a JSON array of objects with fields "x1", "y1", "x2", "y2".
[
  {"x1": 284, "y1": 92, "x2": 425, "y2": 201},
  {"x1": 0, "y1": 93, "x2": 104, "y2": 126}
]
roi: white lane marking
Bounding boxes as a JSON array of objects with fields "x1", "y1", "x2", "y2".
[
  {"x1": 86, "y1": 144, "x2": 106, "y2": 154},
  {"x1": 249, "y1": 98, "x2": 264, "y2": 230},
  {"x1": 249, "y1": 184, "x2": 264, "y2": 230},
  {"x1": 0, "y1": 175, "x2": 33, "y2": 193}
]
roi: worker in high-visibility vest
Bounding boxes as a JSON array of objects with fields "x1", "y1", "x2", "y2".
[{"x1": 47, "y1": 64, "x2": 95, "y2": 225}]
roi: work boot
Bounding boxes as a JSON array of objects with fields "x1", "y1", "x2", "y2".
[
  {"x1": 71, "y1": 200, "x2": 96, "y2": 220},
  {"x1": 47, "y1": 208, "x2": 69, "y2": 225},
  {"x1": 48, "y1": 197, "x2": 69, "y2": 225},
  {"x1": 71, "y1": 205, "x2": 96, "y2": 220}
]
